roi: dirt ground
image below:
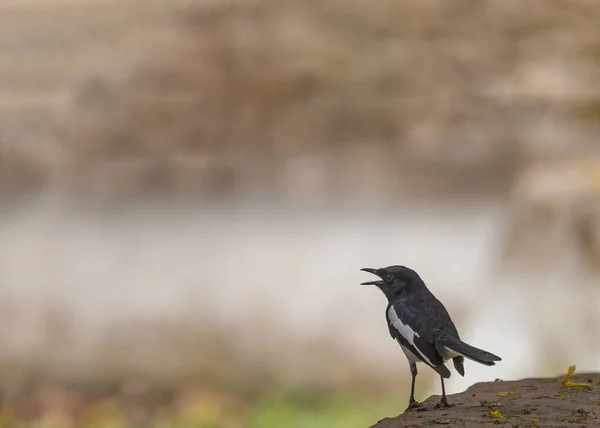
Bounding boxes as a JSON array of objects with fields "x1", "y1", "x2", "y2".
[{"x1": 371, "y1": 371, "x2": 600, "y2": 428}]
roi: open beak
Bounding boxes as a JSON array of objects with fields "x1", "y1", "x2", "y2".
[{"x1": 360, "y1": 267, "x2": 383, "y2": 286}]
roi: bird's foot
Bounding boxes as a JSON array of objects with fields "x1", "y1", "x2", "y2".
[
  {"x1": 405, "y1": 400, "x2": 422, "y2": 411},
  {"x1": 435, "y1": 398, "x2": 455, "y2": 409}
]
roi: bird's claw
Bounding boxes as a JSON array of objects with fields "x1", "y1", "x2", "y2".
[
  {"x1": 435, "y1": 400, "x2": 455, "y2": 409},
  {"x1": 405, "y1": 400, "x2": 422, "y2": 411}
]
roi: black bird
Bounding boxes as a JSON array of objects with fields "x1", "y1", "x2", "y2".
[{"x1": 361, "y1": 265, "x2": 501, "y2": 410}]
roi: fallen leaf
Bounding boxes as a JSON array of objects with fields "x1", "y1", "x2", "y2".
[
  {"x1": 497, "y1": 392, "x2": 520, "y2": 397},
  {"x1": 562, "y1": 365, "x2": 592, "y2": 389},
  {"x1": 563, "y1": 365, "x2": 576, "y2": 382},
  {"x1": 563, "y1": 381, "x2": 592, "y2": 388},
  {"x1": 489, "y1": 410, "x2": 506, "y2": 419}
]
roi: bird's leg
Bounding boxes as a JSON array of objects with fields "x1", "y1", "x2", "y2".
[
  {"x1": 405, "y1": 362, "x2": 421, "y2": 410},
  {"x1": 435, "y1": 376, "x2": 455, "y2": 409}
]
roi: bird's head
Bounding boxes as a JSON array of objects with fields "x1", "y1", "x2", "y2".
[{"x1": 360, "y1": 265, "x2": 424, "y2": 298}]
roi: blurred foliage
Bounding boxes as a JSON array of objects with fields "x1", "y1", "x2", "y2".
[
  {"x1": 248, "y1": 390, "x2": 401, "y2": 428},
  {"x1": 2, "y1": 0, "x2": 600, "y2": 201},
  {"x1": 0, "y1": 386, "x2": 403, "y2": 428}
]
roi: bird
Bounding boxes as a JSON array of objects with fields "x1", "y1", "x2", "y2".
[{"x1": 360, "y1": 265, "x2": 501, "y2": 411}]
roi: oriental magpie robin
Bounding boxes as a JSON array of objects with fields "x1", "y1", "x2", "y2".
[{"x1": 361, "y1": 265, "x2": 501, "y2": 410}]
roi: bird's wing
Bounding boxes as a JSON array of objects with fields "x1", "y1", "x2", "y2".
[{"x1": 386, "y1": 302, "x2": 444, "y2": 369}]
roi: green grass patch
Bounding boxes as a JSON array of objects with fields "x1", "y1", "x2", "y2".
[
  {"x1": 0, "y1": 387, "x2": 406, "y2": 428},
  {"x1": 248, "y1": 389, "x2": 403, "y2": 428}
]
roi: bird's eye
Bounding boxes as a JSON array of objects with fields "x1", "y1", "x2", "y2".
[{"x1": 386, "y1": 274, "x2": 394, "y2": 282}]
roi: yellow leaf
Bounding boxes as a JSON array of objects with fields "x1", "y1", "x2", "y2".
[
  {"x1": 489, "y1": 410, "x2": 506, "y2": 419},
  {"x1": 563, "y1": 365, "x2": 576, "y2": 383},
  {"x1": 562, "y1": 365, "x2": 592, "y2": 389},
  {"x1": 563, "y1": 381, "x2": 592, "y2": 389},
  {"x1": 497, "y1": 392, "x2": 519, "y2": 397}
]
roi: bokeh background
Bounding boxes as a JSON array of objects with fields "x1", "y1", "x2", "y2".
[{"x1": 1, "y1": 0, "x2": 600, "y2": 427}]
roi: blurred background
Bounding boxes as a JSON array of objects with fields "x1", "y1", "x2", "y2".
[{"x1": 1, "y1": 0, "x2": 600, "y2": 427}]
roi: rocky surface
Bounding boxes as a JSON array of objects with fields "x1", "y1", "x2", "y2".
[{"x1": 371, "y1": 371, "x2": 600, "y2": 428}]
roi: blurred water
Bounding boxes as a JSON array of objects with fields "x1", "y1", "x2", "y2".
[{"x1": 0, "y1": 195, "x2": 598, "y2": 394}]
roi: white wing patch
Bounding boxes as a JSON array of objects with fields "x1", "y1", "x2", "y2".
[
  {"x1": 399, "y1": 343, "x2": 419, "y2": 363},
  {"x1": 388, "y1": 305, "x2": 434, "y2": 366}
]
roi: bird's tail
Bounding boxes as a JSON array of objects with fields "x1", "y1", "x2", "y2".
[{"x1": 434, "y1": 331, "x2": 502, "y2": 366}]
